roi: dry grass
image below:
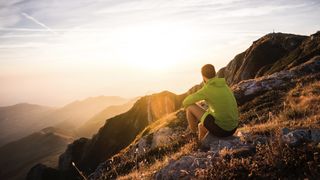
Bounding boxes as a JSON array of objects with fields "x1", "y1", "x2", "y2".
[
  {"x1": 240, "y1": 80, "x2": 320, "y2": 135},
  {"x1": 118, "y1": 140, "x2": 197, "y2": 179},
  {"x1": 204, "y1": 131, "x2": 320, "y2": 179}
]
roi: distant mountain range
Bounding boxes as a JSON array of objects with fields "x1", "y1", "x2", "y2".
[
  {"x1": 0, "y1": 103, "x2": 55, "y2": 147},
  {"x1": 0, "y1": 96, "x2": 128, "y2": 147},
  {"x1": 0, "y1": 127, "x2": 74, "y2": 180},
  {"x1": 0, "y1": 96, "x2": 133, "y2": 180},
  {"x1": 44, "y1": 96, "x2": 129, "y2": 130}
]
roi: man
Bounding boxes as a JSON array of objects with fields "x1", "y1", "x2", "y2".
[{"x1": 183, "y1": 64, "x2": 239, "y2": 141}]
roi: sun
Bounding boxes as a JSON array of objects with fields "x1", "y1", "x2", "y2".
[{"x1": 113, "y1": 23, "x2": 197, "y2": 70}]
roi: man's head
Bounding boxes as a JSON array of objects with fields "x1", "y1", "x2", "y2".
[{"x1": 201, "y1": 64, "x2": 216, "y2": 82}]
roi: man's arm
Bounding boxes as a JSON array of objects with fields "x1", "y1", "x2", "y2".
[{"x1": 182, "y1": 88, "x2": 206, "y2": 108}]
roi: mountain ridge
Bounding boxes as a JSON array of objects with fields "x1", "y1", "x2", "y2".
[{"x1": 217, "y1": 31, "x2": 320, "y2": 85}]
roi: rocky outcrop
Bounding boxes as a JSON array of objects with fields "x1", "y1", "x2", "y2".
[
  {"x1": 232, "y1": 56, "x2": 320, "y2": 105},
  {"x1": 218, "y1": 32, "x2": 320, "y2": 85}
]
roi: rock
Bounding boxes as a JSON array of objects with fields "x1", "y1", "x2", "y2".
[
  {"x1": 220, "y1": 146, "x2": 256, "y2": 159},
  {"x1": 281, "y1": 127, "x2": 290, "y2": 135},
  {"x1": 155, "y1": 155, "x2": 212, "y2": 180},
  {"x1": 281, "y1": 128, "x2": 320, "y2": 146},
  {"x1": 152, "y1": 127, "x2": 175, "y2": 148},
  {"x1": 237, "y1": 131, "x2": 268, "y2": 145},
  {"x1": 155, "y1": 133, "x2": 256, "y2": 179},
  {"x1": 282, "y1": 129, "x2": 311, "y2": 146},
  {"x1": 310, "y1": 129, "x2": 320, "y2": 142},
  {"x1": 232, "y1": 56, "x2": 320, "y2": 105},
  {"x1": 26, "y1": 164, "x2": 60, "y2": 180},
  {"x1": 201, "y1": 133, "x2": 251, "y2": 153}
]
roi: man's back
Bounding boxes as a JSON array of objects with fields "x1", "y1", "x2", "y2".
[
  {"x1": 183, "y1": 77, "x2": 238, "y2": 131},
  {"x1": 202, "y1": 78, "x2": 238, "y2": 131}
]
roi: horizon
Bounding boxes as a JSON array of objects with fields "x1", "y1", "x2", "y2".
[{"x1": 1, "y1": 0, "x2": 320, "y2": 106}]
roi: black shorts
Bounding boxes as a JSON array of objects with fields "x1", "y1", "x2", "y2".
[{"x1": 203, "y1": 114, "x2": 237, "y2": 137}]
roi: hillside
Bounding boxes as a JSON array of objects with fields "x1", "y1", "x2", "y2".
[
  {"x1": 27, "y1": 31, "x2": 320, "y2": 179},
  {"x1": 56, "y1": 91, "x2": 183, "y2": 177},
  {"x1": 0, "y1": 127, "x2": 74, "y2": 180},
  {"x1": 0, "y1": 103, "x2": 55, "y2": 147},
  {"x1": 77, "y1": 98, "x2": 139, "y2": 138}
]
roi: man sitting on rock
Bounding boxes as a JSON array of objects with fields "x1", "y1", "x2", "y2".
[{"x1": 183, "y1": 64, "x2": 239, "y2": 141}]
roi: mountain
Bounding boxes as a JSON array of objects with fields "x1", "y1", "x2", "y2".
[
  {"x1": 46, "y1": 96, "x2": 129, "y2": 130},
  {"x1": 0, "y1": 127, "x2": 74, "y2": 180},
  {"x1": 0, "y1": 96, "x2": 128, "y2": 147},
  {"x1": 77, "y1": 98, "x2": 139, "y2": 138},
  {"x1": 0, "y1": 103, "x2": 55, "y2": 147},
  {"x1": 217, "y1": 31, "x2": 320, "y2": 85},
  {"x1": 27, "y1": 31, "x2": 320, "y2": 179}
]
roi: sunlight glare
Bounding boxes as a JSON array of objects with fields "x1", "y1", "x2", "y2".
[{"x1": 113, "y1": 24, "x2": 197, "y2": 71}]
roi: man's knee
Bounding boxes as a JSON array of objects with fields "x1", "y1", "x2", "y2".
[
  {"x1": 186, "y1": 104, "x2": 196, "y2": 112},
  {"x1": 198, "y1": 123, "x2": 208, "y2": 132},
  {"x1": 198, "y1": 123, "x2": 203, "y2": 129}
]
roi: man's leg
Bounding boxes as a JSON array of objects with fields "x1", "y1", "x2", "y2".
[
  {"x1": 186, "y1": 104, "x2": 206, "y2": 133},
  {"x1": 198, "y1": 123, "x2": 208, "y2": 141}
]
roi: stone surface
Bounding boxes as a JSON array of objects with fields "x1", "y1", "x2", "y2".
[
  {"x1": 201, "y1": 133, "x2": 252, "y2": 152},
  {"x1": 152, "y1": 127, "x2": 175, "y2": 148},
  {"x1": 155, "y1": 133, "x2": 254, "y2": 180},
  {"x1": 282, "y1": 128, "x2": 320, "y2": 146},
  {"x1": 232, "y1": 56, "x2": 320, "y2": 105}
]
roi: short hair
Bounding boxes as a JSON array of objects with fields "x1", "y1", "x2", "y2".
[{"x1": 201, "y1": 64, "x2": 216, "y2": 79}]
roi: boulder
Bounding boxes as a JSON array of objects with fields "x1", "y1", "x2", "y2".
[
  {"x1": 201, "y1": 133, "x2": 252, "y2": 153},
  {"x1": 281, "y1": 128, "x2": 320, "y2": 146},
  {"x1": 152, "y1": 127, "x2": 175, "y2": 148}
]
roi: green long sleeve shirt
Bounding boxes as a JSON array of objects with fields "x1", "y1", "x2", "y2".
[{"x1": 183, "y1": 77, "x2": 239, "y2": 131}]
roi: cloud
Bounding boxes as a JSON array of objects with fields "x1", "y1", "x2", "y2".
[{"x1": 21, "y1": 12, "x2": 58, "y2": 35}]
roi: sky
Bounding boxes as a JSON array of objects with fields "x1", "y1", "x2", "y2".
[{"x1": 0, "y1": 0, "x2": 319, "y2": 107}]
